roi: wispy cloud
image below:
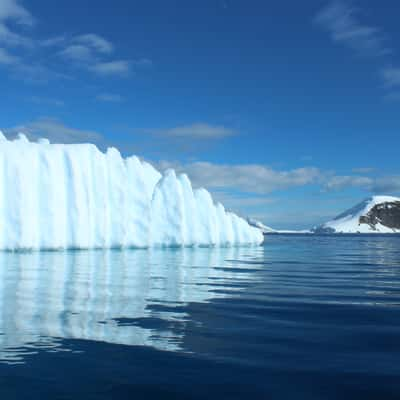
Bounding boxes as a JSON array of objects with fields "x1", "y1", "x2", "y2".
[
  {"x1": 381, "y1": 67, "x2": 400, "y2": 88},
  {"x1": 369, "y1": 177, "x2": 400, "y2": 193},
  {"x1": 60, "y1": 44, "x2": 95, "y2": 63},
  {"x1": 151, "y1": 123, "x2": 237, "y2": 139},
  {"x1": 40, "y1": 35, "x2": 66, "y2": 48},
  {"x1": 324, "y1": 175, "x2": 373, "y2": 191},
  {"x1": 73, "y1": 34, "x2": 113, "y2": 54},
  {"x1": 314, "y1": 1, "x2": 391, "y2": 57},
  {"x1": 57, "y1": 32, "x2": 130, "y2": 75},
  {"x1": 96, "y1": 93, "x2": 124, "y2": 102},
  {"x1": 58, "y1": 34, "x2": 133, "y2": 77},
  {"x1": 0, "y1": 1, "x2": 149, "y2": 81},
  {"x1": 383, "y1": 91, "x2": 400, "y2": 102},
  {"x1": 351, "y1": 167, "x2": 375, "y2": 174},
  {"x1": 211, "y1": 192, "x2": 277, "y2": 212},
  {"x1": 324, "y1": 174, "x2": 400, "y2": 193},
  {"x1": 0, "y1": 0, "x2": 34, "y2": 47},
  {"x1": 206, "y1": 192, "x2": 278, "y2": 221},
  {"x1": 315, "y1": 1, "x2": 399, "y2": 100},
  {"x1": 133, "y1": 58, "x2": 153, "y2": 68},
  {"x1": 0, "y1": 47, "x2": 65, "y2": 83},
  {"x1": 0, "y1": 21, "x2": 33, "y2": 47},
  {"x1": 157, "y1": 161, "x2": 322, "y2": 194},
  {"x1": 4, "y1": 118, "x2": 105, "y2": 146},
  {"x1": 0, "y1": 0, "x2": 33, "y2": 26},
  {"x1": 90, "y1": 60, "x2": 131, "y2": 77},
  {"x1": 156, "y1": 160, "x2": 400, "y2": 198},
  {"x1": 0, "y1": 47, "x2": 18, "y2": 64},
  {"x1": 27, "y1": 96, "x2": 65, "y2": 107}
]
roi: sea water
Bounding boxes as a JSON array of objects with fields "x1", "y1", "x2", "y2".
[{"x1": 0, "y1": 235, "x2": 399, "y2": 399}]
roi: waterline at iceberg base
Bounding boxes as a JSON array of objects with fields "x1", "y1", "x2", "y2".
[{"x1": 0, "y1": 133, "x2": 263, "y2": 250}]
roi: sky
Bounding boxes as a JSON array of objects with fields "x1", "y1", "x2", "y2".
[{"x1": 1, "y1": 0, "x2": 400, "y2": 229}]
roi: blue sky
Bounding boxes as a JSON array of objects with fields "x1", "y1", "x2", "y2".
[{"x1": 1, "y1": 0, "x2": 400, "y2": 229}]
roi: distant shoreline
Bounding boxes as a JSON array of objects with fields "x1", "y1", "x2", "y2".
[{"x1": 263, "y1": 232, "x2": 400, "y2": 236}]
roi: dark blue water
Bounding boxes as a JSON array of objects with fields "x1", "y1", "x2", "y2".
[{"x1": 1, "y1": 235, "x2": 400, "y2": 399}]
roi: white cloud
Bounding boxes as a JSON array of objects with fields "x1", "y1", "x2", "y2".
[
  {"x1": 0, "y1": 0, "x2": 34, "y2": 48},
  {"x1": 352, "y1": 167, "x2": 375, "y2": 174},
  {"x1": 371, "y1": 176, "x2": 400, "y2": 193},
  {"x1": 156, "y1": 160, "x2": 400, "y2": 198},
  {"x1": 96, "y1": 93, "x2": 124, "y2": 102},
  {"x1": 0, "y1": 0, "x2": 33, "y2": 26},
  {"x1": 58, "y1": 38, "x2": 145, "y2": 78},
  {"x1": 0, "y1": 47, "x2": 61, "y2": 83},
  {"x1": 211, "y1": 192, "x2": 277, "y2": 210},
  {"x1": 0, "y1": 2, "x2": 143, "y2": 81},
  {"x1": 300, "y1": 155, "x2": 313, "y2": 162},
  {"x1": 28, "y1": 96, "x2": 65, "y2": 107},
  {"x1": 314, "y1": 1, "x2": 391, "y2": 57},
  {"x1": 16, "y1": 62, "x2": 71, "y2": 83},
  {"x1": 324, "y1": 174, "x2": 400, "y2": 194},
  {"x1": 152, "y1": 123, "x2": 236, "y2": 139},
  {"x1": 381, "y1": 67, "x2": 400, "y2": 88},
  {"x1": 4, "y1": 118, "x2": 105, "y2": 145},
  {"x1": 40, "y1": 35, "x2": 66, "y2": 47},
  {"x1": 383, "y1": 91, "x2": 400, "y2": 102},
  {"x1": 73, "y1": 34, "x2": 113, "y2": 54},
  {"x1": 90, "y1": 60, "x2": 131, "y2": 76},
  {"x1": 324, "y1": 175, "x2": 373, "y2": 191},
  {"x1": 59, "y1": 44, "x2": 95, "y2": 63},
  {"x1": 315, "y1": 2, "x2": 397, "y2": 100},
  {"x1": 0, "y1": 22, "x2": 33, "y2": 47},
  {"x1": 59, "y1": 34, "x2": 114, "y2": 64},
  {"x1": 0, "y1": 47, "x2": 19, "y2": 64},
  {"x1": 133, "y1": 58, "x2": 152, "y2": 67},
  {"x1": 157, "y1": 161, "x2": 322, "y2": 194}
]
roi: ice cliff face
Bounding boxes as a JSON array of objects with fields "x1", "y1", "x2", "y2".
[{"x1": 0, "y1": 132, "x2": 263, "y2": 250}]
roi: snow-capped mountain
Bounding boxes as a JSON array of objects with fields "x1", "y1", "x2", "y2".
[
  {"x1": 314, "y1": 196, "x2": 400, "y2": 234},
  {"x1": 246, "y1": 218, "x2": 311, "y2": 234},
  {"x1": 246, "y1": 218, "x2": 276, "y2": 233}
]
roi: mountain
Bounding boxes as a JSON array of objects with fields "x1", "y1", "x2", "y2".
[
  {"x1": 246, "y1": 218, "x2": 276, "y2": 233},
  {"x1": 246, "y1": 218, "x2": 311, "y2": 234},
  {"x1": 313, "y1": 196, "x2": 400, "y2": 234}
]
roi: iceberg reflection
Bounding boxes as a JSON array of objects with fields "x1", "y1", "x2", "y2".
[{"x1": 0, "y1": 247, "x2": 264, "y2": 363}]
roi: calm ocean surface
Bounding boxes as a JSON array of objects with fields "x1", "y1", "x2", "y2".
[{"x1": 0, "y1": 235, "x2": 399, "y2": 399}]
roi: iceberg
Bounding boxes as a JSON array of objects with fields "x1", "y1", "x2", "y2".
[{"x1": 0, "y1": 132, "x2": 263, "y2": 250}]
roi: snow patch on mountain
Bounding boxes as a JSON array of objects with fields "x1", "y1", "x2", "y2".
[
  {"x1": 246, "y1": 218, "x2": 311, "y2": 234},
  {"x1": 246, "y1": 218, "x2": 276, "y2": 233},
  {"x1": 314, "y1": 196, "x2": 400, "y2": 233}
]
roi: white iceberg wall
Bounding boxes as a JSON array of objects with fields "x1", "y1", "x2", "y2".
[{"x1": 0, "y1": 135, "x2": 263, "y2": 250}]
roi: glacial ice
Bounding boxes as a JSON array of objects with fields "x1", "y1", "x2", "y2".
[{"x1": 0, "y1": 133, "x2": 263, "y2": 250}]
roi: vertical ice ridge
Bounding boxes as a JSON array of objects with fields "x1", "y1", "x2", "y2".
[{"x1": 0, "y1": 137, "x2": 263, "y2": 250}]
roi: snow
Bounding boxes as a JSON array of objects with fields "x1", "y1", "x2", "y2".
[
  {"x1": 246, "y1": 217, "x2": 312, "y2": 234},
  {"x1": 317, "y1": 196, "x2": 400, "y2": 234},
  {"x1": 0, "y1": 134, "x2": 263, "y2": 250},
  {"x1": 246, "y1": 218, "x2": 276, "y2": 233},
  {"x1": 275, "y1": 229, "x2": 312, "y2": 234}
]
